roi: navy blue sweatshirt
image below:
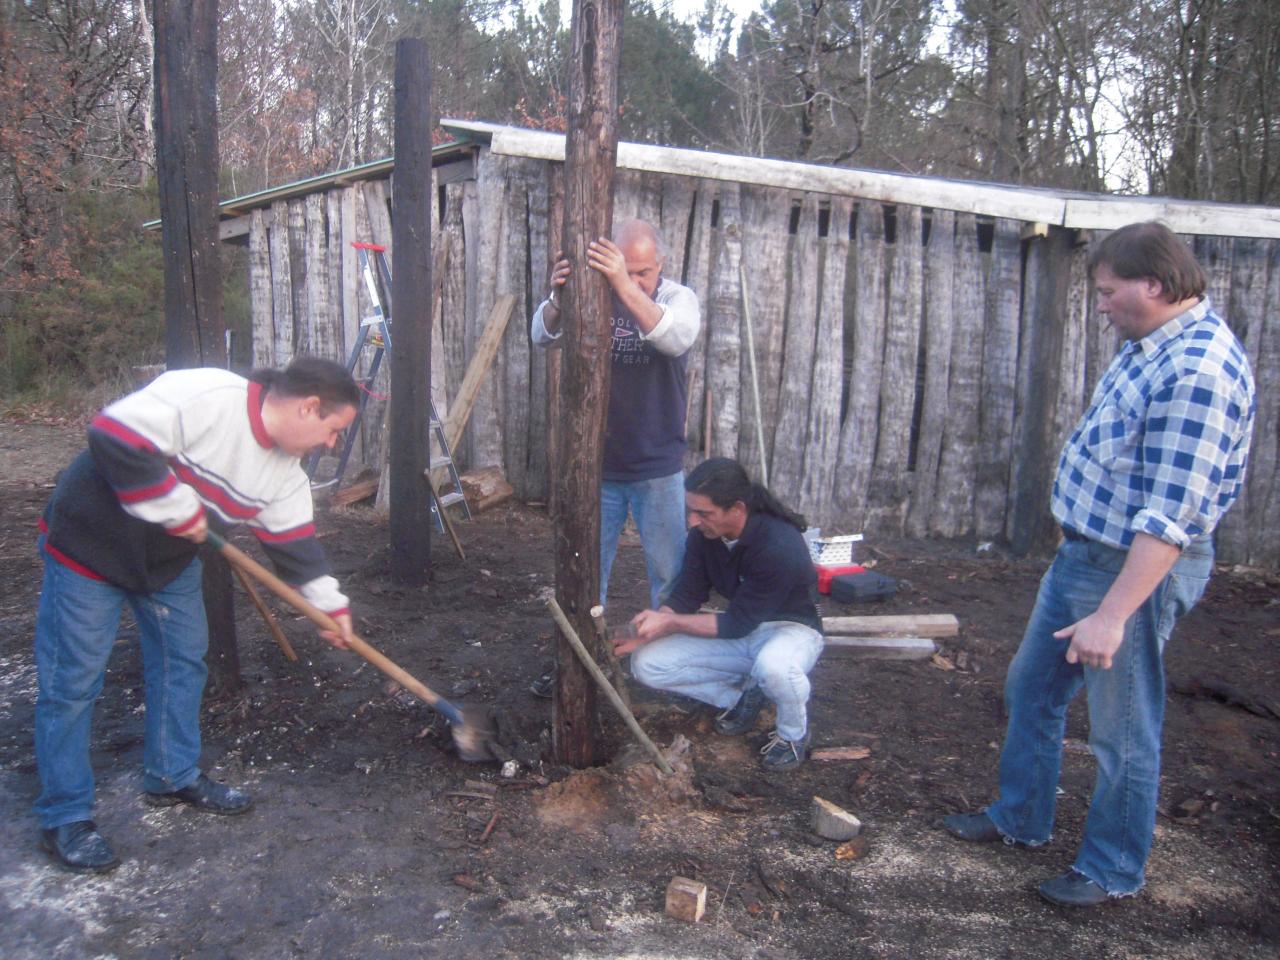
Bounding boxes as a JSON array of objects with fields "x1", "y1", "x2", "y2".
[{"x1": 666, "y1": 512, "x2": 820, "y2": 638}]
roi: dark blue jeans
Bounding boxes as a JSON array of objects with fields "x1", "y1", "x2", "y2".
[
  {"x1": 985, "y1": 537, "x2": 1212, "y2": 894},
  {"x1": 34, "y1": 545, "x2": 208, "y2": 829}
]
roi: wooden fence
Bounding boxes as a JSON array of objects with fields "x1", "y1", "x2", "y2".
[{"x1": 243, "y1": 147, "x2": 1279, "y2": 567}]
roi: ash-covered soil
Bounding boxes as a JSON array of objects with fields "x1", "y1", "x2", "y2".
[{"x1": 1, "y1": 420, "x2": 1277, "y2": 959}]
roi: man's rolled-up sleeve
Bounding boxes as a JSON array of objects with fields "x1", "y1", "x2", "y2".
[
  {"x1": 639, "y1": 284, "x2": 700, "y2": 357},
  {"x1": 1132, "y1": 371, "x2": 1249, "y2": 547}
]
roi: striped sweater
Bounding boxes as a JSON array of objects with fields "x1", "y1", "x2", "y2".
[{"x1": 41, "y1": 368, "x2": 348, "y2": 616}]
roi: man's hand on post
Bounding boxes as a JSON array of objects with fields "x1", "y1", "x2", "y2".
[{"x1": 586, "y1": 237, "x2": 630, "y2": 290}]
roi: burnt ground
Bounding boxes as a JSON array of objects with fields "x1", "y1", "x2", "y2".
[{"x1": 1, "y1": 419, "x2": 1278, "y2": 960}]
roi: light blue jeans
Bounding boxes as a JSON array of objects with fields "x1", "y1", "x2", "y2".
[
  {"x1": 630, "y1": 621, "x2": 825, "y2": 741},
  {"x1": 600, "y1": 471, "x2": 687, "y2": 609},
  {"x1": 985, "y1": 537, "x2": 1213, "y2": 895},
  {"x1": 34, "y1": 544, "x2": 209, "y2": 829}
]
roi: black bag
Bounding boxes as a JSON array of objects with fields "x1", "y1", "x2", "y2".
[{"x1": 830, "y1": 571, "x2": 898, "y2": 603}]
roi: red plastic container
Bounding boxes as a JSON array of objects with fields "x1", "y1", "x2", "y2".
[{"x1": 815, "y1": 563, "x2": 866, "y2": 594}]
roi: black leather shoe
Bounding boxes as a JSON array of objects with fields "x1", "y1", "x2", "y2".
[
  {"x1": 1038, "y1": 869, "x2": 1110, "y2": 907},
  {"x1": 715, "y1": 685, "x2": 767, "y2": 735},
  {"x1": 942, "y1": 811, "x2": 1005, "y2": 842},
  {"x1": 145, "y1": 774, "x2": 253, "y2": 815},
  {"x1": 41, "y1": 820, "x2": 120, "y2": 873}
]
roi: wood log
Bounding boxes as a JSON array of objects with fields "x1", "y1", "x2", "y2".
[
  {"x1": 458, "y1": 466, "x2": 514, "y2": 511},
  {"x1": 822, "y1": 636, "x2": 937, "y2": 660},
  {"x1": 1240, "y1": 239, "x2": 1279, "y2": 567},
  {"x1": 468, "y1": 150, "x2": 508, "y2": 472},
  {"x1": 906, "y1": 209, "x2": 955, "y2": 538},
  {"x1": 932, "y1": 212, "x2": 983, "y2": 537},
  {"x1": 770, "y1": 195, "x2": 820, "y2": 493},
  {"x1": 387, "y1": 38, "x2": 434, "y2": 586},
  {"x1": 833, "y1": 201, "x2": 887, "y2": 530},
  {"x1": 500, "y1": 160, "x2": 532, "y2": 498},
  {"x1": 248, "y1": 210, "x2": 273, "y2": 368},
  {"x1": 304, "y1": 193, "x2": 337, "y2": 361},
  {"x1": 269, "y1": 201, "x2": 294, "y2": 363},
  {"x1": 680, "y1": 180, "x2": 716, "y2": 464},
  {"x1": 867, "y1": 203, "x2": 923, "y2": 536},
  {"x1": 799, "y1": 196, "x2": 852, "y2": 529},
  {"x1": 812, "y1": 796, "x2": 862, "y2": 840},
  {"x1": 287, "y1": 199, "x2": 309, "y2": 354},
  {"x1": 706, "y1": 182, "x2": 743, "y2": 460},
  {"x1": 736, "y1": 185, "x2": 791, "y2": 481},
  {"x1": 821, "y1": 613, "x2": 958, "y2": 637},
  {"x1": 525, "y1": 169, "x2": 552, "y2": 501},
  {"x1": 664, "y1": 877, "x2": 707, "y2": 923},
  {"x1": 975, "y1": 217, "x2": 1021, "y2": 539},
  {"x1": 553, "y1": 0, "x2": 624, "y2": 769}
]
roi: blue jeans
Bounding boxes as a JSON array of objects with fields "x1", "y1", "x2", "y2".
[
  {"x1": 985, "y1": 537, "x2": 1213, "y2": 895},
  {"x1": 600, "y1": 471, "x2": 687, "y2": 609},
  {"x1": 630, "y1": 621, "x2": 825, "y2": 741},
  {"x1": 34, "y1": 545, "x2": 209, "y2": 829}
]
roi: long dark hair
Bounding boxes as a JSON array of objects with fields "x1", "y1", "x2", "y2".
[
  {"x1": 685, "y1": 457, "x2": 807, "y2": 531},
  {"x1": 249, "y1": 356, "x2": 359, "y2": 413}
]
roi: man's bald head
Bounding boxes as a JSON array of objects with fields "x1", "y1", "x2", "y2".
[{"x1": 613, "y1": 219, "x2": 666, "y2": 298}]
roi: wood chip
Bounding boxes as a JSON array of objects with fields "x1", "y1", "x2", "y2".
[
  {"x1": 809, "y1": 746, "x2": 872, "y2": 762},
  {"x1": 664, "y1": 876, "x2": 707, "y2": 923},
  {"x1": 835, "y1": 836, "x2": 870, "y2": 861}
]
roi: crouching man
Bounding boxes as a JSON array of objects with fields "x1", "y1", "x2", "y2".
[{"x1": 614, "y1": 457, "x2": 823, "y2": 770}]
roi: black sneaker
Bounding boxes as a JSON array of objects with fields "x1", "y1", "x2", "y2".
[
  {"x1": 715, "y1": 685, "x2": 767, "y2": 735},
  {"x1": 529, "y1": 670, "x2": 554, "y2": 699},
  {"x1": 759, "y1": 730, "x2": 809, "y2": 770}
]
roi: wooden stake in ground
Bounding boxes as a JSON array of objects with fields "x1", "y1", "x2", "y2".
[{"x1": 552, "y1": 0, "x2": 624, "y2": 769}]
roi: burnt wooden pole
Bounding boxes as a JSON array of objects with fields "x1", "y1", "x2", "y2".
[
  {"x1": 153, "y1": 0, "x2": 239, "y2": 693},
  {"x1": 388, "y1": 37, "x2": 434, "y2": 585},
  {"x1": 553, "y1": 0, "x2": 624, "y2": 768}
]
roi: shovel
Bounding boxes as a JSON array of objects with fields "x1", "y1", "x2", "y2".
[{"x1": 206, "y1": 530, "x2": 495, "y2": 762}]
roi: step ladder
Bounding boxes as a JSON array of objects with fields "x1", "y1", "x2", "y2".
[{"x1": 308, "y1": 241, "x2": 471, "y2": 536}]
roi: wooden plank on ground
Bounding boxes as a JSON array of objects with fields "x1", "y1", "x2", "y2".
[
  {"x1": 445, "y1": 294, "x2": 517, "y2": 454},
  {"x1": 822, "y1": 613, "x2": 958, "y2": 637},
  {"x1": 823, "y1": 636, "x2": 937, "y2": 659}
]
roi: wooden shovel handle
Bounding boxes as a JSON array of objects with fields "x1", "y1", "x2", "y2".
[{"x1": 207, "y1": 531, "x2": 458, "y2": 722}]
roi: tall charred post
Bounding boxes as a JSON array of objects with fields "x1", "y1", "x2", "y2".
[{"x1": 553, "y1": 0, "x2": 624, "y2": 768}]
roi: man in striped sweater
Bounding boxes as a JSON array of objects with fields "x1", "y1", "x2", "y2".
[{"x1": 34, "y1": 357, "x2": 359, "y2": 873}]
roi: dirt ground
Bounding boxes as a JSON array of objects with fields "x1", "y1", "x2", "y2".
[{"x1": 1, "y1": 419, "x2": 1277, "y2": 960}]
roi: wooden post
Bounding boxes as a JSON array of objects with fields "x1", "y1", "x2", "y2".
[
  {"x1": 554, "y1": 0, "x2": 624, "y2": 769},
  {"x1": 388, "y1": 37, "x2": 433, "y2": 585},
  {"x1": 153, "y1": 0, "x2": 239, "y2": 694}
]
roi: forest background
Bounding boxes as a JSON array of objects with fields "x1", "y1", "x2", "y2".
[{"x1": 1, "y1": 0, "x2": 1277, "y2": 410}]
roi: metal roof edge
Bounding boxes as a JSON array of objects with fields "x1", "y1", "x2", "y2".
[
  {"x1": 438, "y1": 119, "x2": 1280, "y2": 239},
  {"x1": 143, "y1": 140, "x2": 474, "y2": 230}
]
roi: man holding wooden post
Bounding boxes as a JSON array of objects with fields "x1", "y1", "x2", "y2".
[
  {"x1": 944, "y1": 222, "x2": 1256, "y2": 907},
  {"x1": 616, "y1": 457, "x2": 823, "y2": 770},
  {"x1": 530, "y1": 218, "x2": 701, "y2": 695}
]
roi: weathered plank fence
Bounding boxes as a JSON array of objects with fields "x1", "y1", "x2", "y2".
[{"x1": 226, "y1": 125, "x2": 1280, "y2": 567}]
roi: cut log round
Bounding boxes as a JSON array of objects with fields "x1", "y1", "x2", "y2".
[{"x1": 812, "y1": 796, "x2": 863, "y2": 841}]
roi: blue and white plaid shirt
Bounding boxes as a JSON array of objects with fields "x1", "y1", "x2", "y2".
[{"x1": 1052, "y1": 298, "x2": 1255, "y2": 551}]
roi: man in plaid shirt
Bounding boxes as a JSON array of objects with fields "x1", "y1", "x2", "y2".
[{"x1": 944, "y1": 222, "x2": 1256, "y2": 907}]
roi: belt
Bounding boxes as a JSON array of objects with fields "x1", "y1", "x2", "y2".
[{"x1": 1060, "y1": 525, "x2": 1088, "y2": 542}]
